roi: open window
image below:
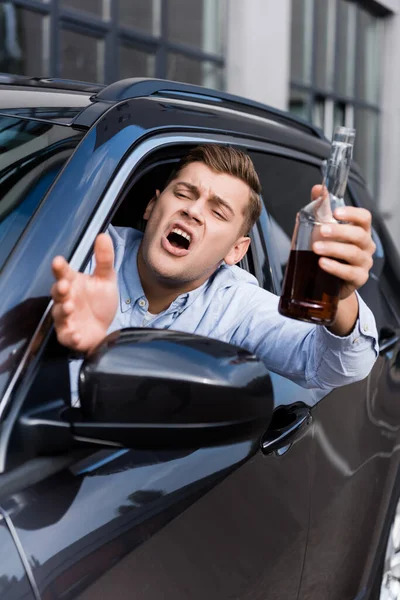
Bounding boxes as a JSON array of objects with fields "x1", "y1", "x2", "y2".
[
  {"x1": 110, "y1": 144, "x2": 255, "y2": 275},
  {"x1": 1, "y1": 140, "x2": 275, "y2": 475}
]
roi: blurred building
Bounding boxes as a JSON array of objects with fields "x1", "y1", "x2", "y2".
[{"x1": 0, "y1": 0, "x2": 399, "y2": 241}]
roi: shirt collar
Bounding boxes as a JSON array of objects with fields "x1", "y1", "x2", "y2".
[{"x1": 119, "y1": 233, "x2": 220, "y2": 314}]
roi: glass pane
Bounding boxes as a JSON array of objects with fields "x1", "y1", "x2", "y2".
[
  {"x1": 167, "y1": 54, "x2": 222, "y2": 88},
  {"x1": 119, "y1": 45, "x2": 155, "y2": 80},
  {"x1": 315, "y1": 0, "x2": 336, "y2": 90},
  {"x1": 0, "y1": 116, "x2": 83, "y2": 270},
  {"x1": 356, "y1": 6, "x2": 382, "y2": 104},
  {"x1": 313, "y1": 97, "x2": 325, "y2": 130},
  {"x1": 290, "y1": 0, "x2": 314, "y2": 84},
  {"x1": 251, "y1": 152, "x2": 322, "y2": 239},
  {"x1": 354, "y1": 108, "x2": 379, "y2": 196},
  {"x1": 333, "y1": 102, "x2": 346, "y2": 129},
  {"x1": 289, "y1": 89, "x2": 310, "y2": 121},
  {"x1": 61, "y1": 0, "x2": 108, "y2": 18},
  {"x1": 336, "y1": 0, "x2": 356, "y2": 97},
  {"x1": 61, "y1": 30, "x2": 105, "y2": 84},
  {"x1": 118, "y1": 0, "x2": 161, "y2": 35},
  {"x1": 0, "y1": 6, "x2": 49, "y2": 76},
  {"x1": 167, "y1": 0, "x2": 225, "y2": 55}
]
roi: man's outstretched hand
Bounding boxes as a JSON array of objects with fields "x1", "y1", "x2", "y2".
[{"x1": 51, "y1": 234, "x2": 118, "y2": 353}]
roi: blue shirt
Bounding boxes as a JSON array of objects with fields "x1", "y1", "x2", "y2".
[{"x1": 71, "y1": 225, "x2": 379, "y2": 400}]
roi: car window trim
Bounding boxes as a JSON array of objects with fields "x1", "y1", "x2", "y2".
[{"x1": 0, "y1": 132, "x2": 327, "y2": 423}]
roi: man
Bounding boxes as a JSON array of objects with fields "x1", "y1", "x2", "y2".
[{"x1": 51, "y1": 145, "x2": 378, "y2": 391}]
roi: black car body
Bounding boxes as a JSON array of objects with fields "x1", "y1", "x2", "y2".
[{"x1": 0, "y1": 76, "x2": 400, "y2": 600}]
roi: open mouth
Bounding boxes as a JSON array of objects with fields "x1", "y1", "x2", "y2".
[{"x1": 166, "y1": 227, "x2": 191, "y2": 251}]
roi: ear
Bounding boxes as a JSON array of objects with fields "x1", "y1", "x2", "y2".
[
  {"x1": 224, "y1": 236, "x2": 251, "y2": 266},
  {"x1": 143, "y1": 190, "x2": 160, "y2": 220}
]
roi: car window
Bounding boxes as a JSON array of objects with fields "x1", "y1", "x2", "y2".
[
  {"x1": 349, "y1": 179, "x2": 400, "y2": 325},
  {"x1": 250, "y1": 152, "x2": 322, "y2": 287},
  {"x1": 250, "y1": 150, "x2": 399, "y2": 331},
  {"x1": 0, "y1": 115, "x2": 84, "y2": 270}
]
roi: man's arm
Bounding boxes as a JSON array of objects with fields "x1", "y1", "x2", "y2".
[
  {"x1": 228, "y1": 197, "x2": 378, "y2": 389},
  {"x1": 229, "y1": 286, "x2": 378, "y2": 390}
]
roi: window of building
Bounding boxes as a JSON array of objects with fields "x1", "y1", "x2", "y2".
[
  {"x1": 289, "y1": 0, "x2": 386, "y2": 197},
  {"x1": 0, "y1": 0, "x2": 226, "y2": 89}
]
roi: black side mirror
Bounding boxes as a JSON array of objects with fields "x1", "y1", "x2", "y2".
[{"x1": 73, "y1": 328, "x2": 273, "y2": 449}]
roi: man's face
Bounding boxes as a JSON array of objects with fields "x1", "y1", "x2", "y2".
[{"x1": 139, "y1": 162, "x2": 252, "y2": 288}]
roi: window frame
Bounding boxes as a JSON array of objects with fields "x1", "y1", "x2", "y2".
[
  {"x1": 289, "y1": 0, "x2": 386, "y2": 197},
  {"x1": 0, "y1": 131, "x2": 281, "y2": 426},
  {"x1": 0, "y1": 131, "x2": 283, "y2": 473},
  {"x1": 5, "y1": 129, "x2": 392, "y2": 472},
  {"x1": 246, "y1": 145, "x2": 399, "y2": 323},
  {"x1": 5, "y1": 0, "x2": 225, "y2": 86},
  {"x1": 4, "y1": 127, "x2": 391, "y2": 424}
]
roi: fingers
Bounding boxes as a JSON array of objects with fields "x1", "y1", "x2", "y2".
[
  {"x1": 313, "y1": 240, "x2": 373, "y2": 269},
  {"x1": 333, "y1": 206, "x2": 372, "y2": 231},
  {"x1": 309, "y1": 191, "x2": 373, "y2": 234},
  {"x1": 316, "y1": 222, "x2": 375, "y2": 252},
  {"x1": 94, "y1": 233, "x2": 115, "y2": 280},
  {"x1": 311, "y1": 185, "x2": 324, "y2": 201},
  {"x1": 52, "y1": 322, "x2": 82, "y2": 351},
  {"x1": 312, "y1": 206, "x2": 376, "y2": 294},
  {"x1": 51, "y1": 299, "x2": 84, "y2": 350},
  {"x1": 318, "y1": 257, "x2": 369, "y2": 289},
  {"x1": 50, "y1": 278, "x2": 70, "y2": 303},
  {"x1": 51, "y1": 256, "x2": 78, "y2": 345},
  {"x1": 51, "y1": 300, "x2": 74, "y2": 323},
  {"x1": 51, "y1": 256, "x2": 76, "y2": 282}
]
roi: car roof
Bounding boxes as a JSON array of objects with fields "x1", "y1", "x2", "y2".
[
  {"x1": 0, "y1": 75, "x2": 364, "y2": 179},
  {"x1": 0, "y1": 75, "x2": 320, "y2": 135},
  {"x1": 0, "y1": 76, "x2": 101, "y2": 124}
]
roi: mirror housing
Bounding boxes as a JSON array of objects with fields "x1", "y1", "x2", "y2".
[{"x1": 73, "y1": 329, "x2": 273, "y2": 449}]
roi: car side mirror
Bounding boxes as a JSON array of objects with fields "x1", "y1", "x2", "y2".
[{"x1": 73, "y1": 328, "x2": 273, "y2": 449}]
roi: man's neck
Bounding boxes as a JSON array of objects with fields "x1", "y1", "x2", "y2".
[{"x1": 137, "y1": 247, "x2": 209, "y2": 314}]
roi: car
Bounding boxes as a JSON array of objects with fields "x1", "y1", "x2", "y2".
[{"x1": 0, "y1": 75, "x2": 399, "y2": 600}]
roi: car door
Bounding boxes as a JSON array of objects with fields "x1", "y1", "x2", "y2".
[
  {"x1": 0, "y1": 510, "x2": 36, "y2": 600},
  {"x1": 250, "y1": 148, "x2": 400, "y2": 600},
  {"x1": 0, "y1": 131, "x2": 315, "y2": 600}
]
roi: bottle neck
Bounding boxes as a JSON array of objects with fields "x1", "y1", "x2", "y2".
[{"x1": 323, "y1": 140, "x2": 353, "y2": 203}]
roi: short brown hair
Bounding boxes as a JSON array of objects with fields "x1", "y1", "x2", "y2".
[{"x1": 168, "y1": 145, "x2": 262, "y2": 235}]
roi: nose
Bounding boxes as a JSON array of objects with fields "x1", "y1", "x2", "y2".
[{"x1": 181, "y1": 199, "x2": 205, "y2": 225}]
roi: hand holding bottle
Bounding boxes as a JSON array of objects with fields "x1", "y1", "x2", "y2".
[
  {"x1": 278, "y1": 127, "x2": 368, "y2": 326},
  {"x1": 311, "y1": 200, "x2": 376, "y2": 301}
]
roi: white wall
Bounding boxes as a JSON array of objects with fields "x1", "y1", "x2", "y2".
[{"x1": 225, "y1": 0, "x2": 292, "y2": 110}]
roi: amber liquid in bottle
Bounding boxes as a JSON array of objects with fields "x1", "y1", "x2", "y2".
[
  {"x1": 279, "y1": 249, "x2": 342, "y2": 325},
  {"x1": 278, "y1": 126, "x2": 355, "y2": 326}
]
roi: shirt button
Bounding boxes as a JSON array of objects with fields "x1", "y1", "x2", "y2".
[
  {"x1": 139, "y1": 299, "x2": 146, "y2": 307},
  {"x1": 363, "y1": 324, "x2": 369, "y2": 332},
  {"x1": 125, "y1": 298, "x2": 131, "y2": 305}
]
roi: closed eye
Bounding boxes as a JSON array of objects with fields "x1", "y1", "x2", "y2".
[{"x1": 213, "y1": 209, "x2": 226, "y2": 219}]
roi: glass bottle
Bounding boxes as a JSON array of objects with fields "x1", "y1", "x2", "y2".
[{"x1": 278, "y1": 126, "x2": 356, "y2": 326}]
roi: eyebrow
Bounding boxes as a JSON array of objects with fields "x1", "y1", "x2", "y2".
[
  {"x1": 174, "y1": 181, "x2": 235, "y2": 217},
  {"x1": 209, "y1": 194, "x2": 235, "y2": 217},
  {"x1": 174, "y1": 181, "x2": 200, "y2": 198}
]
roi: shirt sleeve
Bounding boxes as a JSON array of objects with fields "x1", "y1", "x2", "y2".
[{"x1": 229, "y1": 287, "x2": 378, "y2": 390}]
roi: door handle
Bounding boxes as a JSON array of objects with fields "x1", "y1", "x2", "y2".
[
  {"x1": 261, "y1": 406, "x2": 311, "y2": 455},
  {"x1": 379, "y1": 327, "x2": 400, "y2": 355}
]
